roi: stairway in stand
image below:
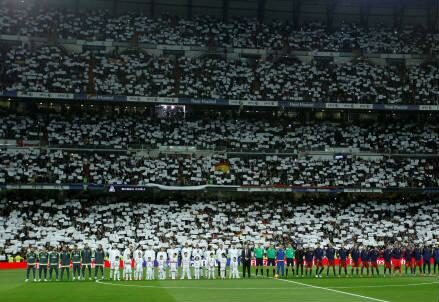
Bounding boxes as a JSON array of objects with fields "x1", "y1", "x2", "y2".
[{"x1": 87, "y1": 59, "x2": 96, "y2": 94}]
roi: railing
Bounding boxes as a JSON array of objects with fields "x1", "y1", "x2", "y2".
[
  {"x1": 2, "y1": 142, "x2": 439, "y2": 158},
  {"x1": 1, "y1": 182, "x2": 439, "y2": 193}
]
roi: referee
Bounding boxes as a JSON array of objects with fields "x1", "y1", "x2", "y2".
[
  {"x1": 266, "y1": 245, "x2": 276, "y2": 277},
  {"x1": 285, "y1": 244, "x2": 295, "y2": 277},
  {"x1": 254, "y1": 244, "x2": 264, "y2": 277}
]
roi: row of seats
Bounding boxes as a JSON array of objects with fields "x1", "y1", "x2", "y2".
[
  {"x1": 0, "y1": 6, "x2": 437, "y2": 54},
  {"x1": 1, "y1": 113, "x2": 438, "y2": 154},
  {"x1": 0, "y1": 197, "x2": 437, "y2": 255},
  {"x1": 0, "y1": 150, "x2": 438, "y2": 187},
  {"x1": 1, "y1": 47, "x2": 438, "y2": 104}
]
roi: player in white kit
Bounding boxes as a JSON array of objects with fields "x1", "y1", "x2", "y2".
[
  {"x1": 228, "y1": 245, "x2": 239, "y2": 262},
  {"x1": 134, "y1": 248, "x2": 143, "y2": 280},
  {"x1": 157, "y1": 247, "x2": 168, "y2": 262},
  {"x1": 194, "y1": 256, "x2": 201, "y2": 280},
  {"x1": 109, "y1": 244, "x2": 121, "y2": 280},
  {"x1": 122, "y1": 246, "x2": 132, "y2": 280},
  {"x1": 229, "y1": 256, "x2": 239, "y2": 279},
  {"x1": 146, "y1": 257, "x2": 155, "y2": 280},
  {"x1": 157, "y1": 255, "x2": 166, "y2": 280},
  {"x1": 181, "y1": 243, "x2": 192, "y2": 260},
  {"x1": 167, "y1": 244, "x2": 178, "y2": 264},
  {"x1": 220, "y1": 253, "x2": 227, "y2": 279},
  {"x1": 208, "y1": 252, "x2": 216, "y2": 279},
  {"x1": 202, "y1": 247, "x2": 210, "y2": 277},
  {"x1": 192, "y1": 245, "x2": 202, "y2": 261},
  {"x1": 169, "y1": 252, "x2": 178, "y2": 280},
  {"x1": 216, "y1": 244, "x2": 226, "y2": 278},
  {"x1": 192, "y1": 245, "x2": 202, "y2": 278},
  {"x1": 144, "y1": 246, "x2": 156, "y2": 266},
  {"x1": 124, "y1": 252, "x2": 133, "y2": 281},
  {"x1": 180, "y1": 251, "x2": 192, "y2": 279},
  {"x1": 113, "y1": 256, "x2": 121, "y2": 281}
]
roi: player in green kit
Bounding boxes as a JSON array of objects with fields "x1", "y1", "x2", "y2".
[
  {"x1": 94, "y1": 244, "x2": 105, "y2": 280},
  {"x1": 81, "y1": 243, "x2": 93, "y2": 280},
  {"x1": 60, "y1": 246, "x2": 71, "y2": 281},
  {"x1": 285, "y1": 243, "x2": 295, "y2": 277},
  {"x1": 72, "y1": 245, "x2": 82, "y2": 281},
  {"x1": 49, "y1": 247, "x2": 60, "y2": 281},
  {"x1": 254, "y1": 244, "x2": 264, "y2": 277},
  {"x1": 266, "y1": 244, "x2": 276, "y2": 277},
  {"x1": 25, "y1": 247, "x2": 37, "y2": 282},
  {"x1": 38, "y1": 247, "x2": 49, "y2": 282}
]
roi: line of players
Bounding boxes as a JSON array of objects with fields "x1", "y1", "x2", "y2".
[
  {"x1": 23, "y1": 242, "x2": 439, "y2": 282},
  {"x1": 24, "y1": 244, "x2": 105, "y2": 282},
  {"x1": 107, "y1": 243, "x2": 240, "y2": 281},
  {"x1": 256, "y1": 244, "x2": 439, "y2": 278},
  {"x1": 23, "y1": 243, "x2": 240, "y2": 282}
]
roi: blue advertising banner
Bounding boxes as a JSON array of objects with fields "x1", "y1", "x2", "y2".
[{"x1": 2, "y1": 91, "x2": 439, "y2": 112}]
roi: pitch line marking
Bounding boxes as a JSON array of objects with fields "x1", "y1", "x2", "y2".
[
  {"x1": 95, "y1": 279, "x2": 438, "y2": 292},
  {"x1": 328, "y1": 281, "x2": 439, "y2": 289},
  {"x1": 95, "y1": 280, "x2": 302, "y2": 290},
  {"x1": 273, "y1": 278, "x2": 391, "y2": 302}
]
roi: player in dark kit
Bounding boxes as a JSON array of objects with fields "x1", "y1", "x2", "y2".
[
  {"x1": 360, "y1": 247, "x2": 370, "y2": 276},
  {"x1": 60, "y1": 246, "x2": 71, "y2": 281},
  {"x1": 49, "y1": 247, "x2": 60, "y2": 281},
  {"x1": 38, "y1": 247, "x2": 49, "y2": 281},
  {"x1": 325, "y1": 244, "x2": 336, "y2": 277},
  {"x1": 404, "y1": 246, "x2": 414, "y2": 275},
  {"x1": 72, "y1": 245, "x2": 82, "y2": 280},
  {"x1": 392, "y1": 245, "x2": 402, "y2": 276},
  {"x1": 383, "y1": 246, "x2": 392, "y2": 276},
  {"x1": 369, "y1": 247, "x2": 379, "y2": 276},
  {"x1": 337, "y1": 246, "x2": 348, "y2": 277},
  {"x1": 314, "y1": 246, "x2": 324, "y2": 278},
  {"x1": 413, "y1": 246, "x2": 422, "y2": 275},
  {"x1": 94, "y1": 244, "x2": 106, "y2": 280},
  {"x1": 25, "y1": 247, "x2": 37, "y2": 282},
  {"x1": 433, "y1": 245, "x2": 439, "y2": 274},
  {"x1": 81, "y1": 243, "x2": 93, "y2": 280},
  {"x1": 304, "y1": 248, "x2": 314, "y2": 277},
  {"x1": 295, "y1": 246, "x2": 304, "y2": 277},
  {"x1": 422, "y1": 246, "x2": 432, "y2": 275},
  {"x1": 350, "y1": 246, "x2": 360, "y2": 276}
]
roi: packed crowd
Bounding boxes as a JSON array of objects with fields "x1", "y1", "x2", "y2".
[
  {"x1": 1, "y1": 112, "x2": 438, "y2": 153},
  {"x1": 0, "y1": 6, "x2": 438, "y2": 54},
  {"x1": 0, "y1": 149, "x2": 438, "y2": 187},
  {"x1": 1, "y1": 46, "x2": 439, "y2": 104},
  {"x1": 1, "y1": 197, "x2": 438, "y2": 260}
]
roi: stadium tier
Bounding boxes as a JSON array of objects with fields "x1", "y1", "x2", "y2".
[
  {"x1": 0, "y1": 149, "x2": 438, "y2": 188},
  {"x1": 0, "y1": 6, "x2": 438, "y2": 54},
  {"x1": 0, "y1": 113, "x2": 438, "y2": 153},
  {"x1": 1, "y1": 46, "x2": 438, "y2": 104}
]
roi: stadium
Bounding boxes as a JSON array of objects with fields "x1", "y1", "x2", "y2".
[{"x1": 0, "y1": 0, "x2": 438, "y2": 301}]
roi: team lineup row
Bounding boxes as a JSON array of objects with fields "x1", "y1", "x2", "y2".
[{"x1": 22, "y1": 242, "x2": 439, "y2": 282}]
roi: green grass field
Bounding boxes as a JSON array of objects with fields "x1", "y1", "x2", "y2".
[{"x1": 1, "y1": 268, "x2": 438, "y2": 302}]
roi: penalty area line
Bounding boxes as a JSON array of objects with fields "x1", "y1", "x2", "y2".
[{"x1": 273, "y1": 278, "x2": 391, "y2": 302}]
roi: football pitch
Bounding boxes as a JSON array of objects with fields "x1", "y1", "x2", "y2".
[{"x1": 1, "y1": 269, "x2": 438, "y2": 302}]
